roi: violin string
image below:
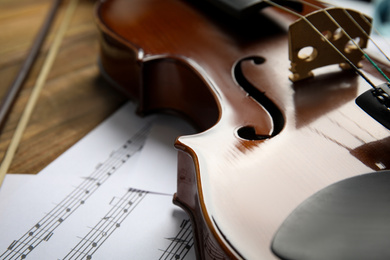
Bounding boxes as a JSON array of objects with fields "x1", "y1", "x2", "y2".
[
  {"x1": 289, "y1": 0, "x2": 390, "y2": 83},
  {"x1": 0, "y1": 0, "x2": 79, "y2": 187},
  {"x1": 263, "y1": 0, "x2": 377, "y2": 89},
  {"x1": 293, "y1": 0, "x2": 390, "y2": 82},
  {"x1": 315, "y1": 0, "x2": 390, "y2": 63},
  {"x1": 359, "y1": 13, "x2": 390, "y2": 63}
]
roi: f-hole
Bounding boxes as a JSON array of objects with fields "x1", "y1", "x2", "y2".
[{"x1": 234, "y1": 56, "x2": 285, "y2": 140}]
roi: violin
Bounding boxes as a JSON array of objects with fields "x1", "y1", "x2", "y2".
[{"x1": 95, "y1": 0, "x2": 390, "y2": 259}]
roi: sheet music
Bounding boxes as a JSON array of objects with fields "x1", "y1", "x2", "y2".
[
  {"x1": 128, "y1": 115, "x2": 195, "y2": 195},
  {"x1": 0, "y1": 102, "x2": 196, "y2": 260}
]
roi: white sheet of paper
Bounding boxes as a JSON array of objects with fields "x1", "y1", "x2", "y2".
[
  {"x1": 127, "y1": 115, "x2": 196, "y2": 195},
  {"x1": 0, "y1": 102, "x2": 196, "y2": 260}
]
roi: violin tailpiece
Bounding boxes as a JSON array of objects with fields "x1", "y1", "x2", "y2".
[
  {"x1": 288, "y1": 7, "x2": 372, "y2": 82},
  {"x1": 356, "y1": 83, "x2": 390, "y2": 130}
]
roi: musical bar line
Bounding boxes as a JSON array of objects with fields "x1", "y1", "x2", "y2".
[
  {"x1": 62, "y1": 188, "x2": 147, "y2": 259},
  {"x1": 0, "y1": 126, "x2": 150, "y2": 260},
  {"x1": 159, "y1": 219, "x2": 194, "y2": 260}
]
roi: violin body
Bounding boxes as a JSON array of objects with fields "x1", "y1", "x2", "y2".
[{"x1": 95, "y1": 0, "x2": 390, "y2": 258}]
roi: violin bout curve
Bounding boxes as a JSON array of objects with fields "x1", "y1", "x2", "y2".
[{"x1": 95, "y1": 0, "x2": 390, "y2": 259}]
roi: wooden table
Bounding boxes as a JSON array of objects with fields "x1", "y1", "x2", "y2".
[{"x1": 0, "y1": 0, "x2": 128, "y2": 174}]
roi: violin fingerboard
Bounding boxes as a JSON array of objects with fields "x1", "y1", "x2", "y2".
[{"x1": 205, "y1": 0, "x2": 303, "y2": 19}]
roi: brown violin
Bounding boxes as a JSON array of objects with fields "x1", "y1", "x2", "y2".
[{"x1": 95, "y1": 0, "x2": 390, "y2": 259}]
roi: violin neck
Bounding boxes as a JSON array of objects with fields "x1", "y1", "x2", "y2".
[{"x1": 205, "y1": 0, "x2": 303, "y2": 19}]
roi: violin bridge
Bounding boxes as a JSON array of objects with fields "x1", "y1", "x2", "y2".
[{"x1": 288, "y1": 7, "x2": 372, "y2": 82}]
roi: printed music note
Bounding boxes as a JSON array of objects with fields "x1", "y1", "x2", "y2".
[
  {"x1": 63, "y1": 188, "x2": 147, "y2": 259},
  {"x1": 159, "y1": 219, "x2": 195, "y2": 259},
  {"x1": 0, "y1": 102, "x2": 196, "y2": 259},
  {"x1": 1, "y1": 125, "x2": 149, "y2": 260}
]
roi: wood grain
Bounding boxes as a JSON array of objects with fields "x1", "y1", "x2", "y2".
[
  {"x1": 97, "y1": 0, "x2": 390, "y2": 258},
  {"x1": 0, "y1": 0, "x2": 127, "y2": 174}
]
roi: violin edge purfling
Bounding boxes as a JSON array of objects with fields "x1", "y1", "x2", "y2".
[{"x1": 95, "y1": 0, "x2": 390, "y2": 259}]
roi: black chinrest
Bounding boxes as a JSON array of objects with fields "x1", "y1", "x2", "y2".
[{"x1": 272, "y1": 171, "x2": 390, "y2": 260}]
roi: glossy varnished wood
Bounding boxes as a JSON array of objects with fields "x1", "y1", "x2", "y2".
[
  {"x1": 96, "y1": 0, "x2": 390, "y2": 259},
  {"x1": 0, "y1": 0, "x2": 127, "y2": 174}
]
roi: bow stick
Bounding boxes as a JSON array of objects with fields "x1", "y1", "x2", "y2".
[
  {"x1": 0, "y1": 0, "x2": 62, "y2": 132},
  {"x1": 0, "y1": 0, "x2": 79, "y2": 187}
]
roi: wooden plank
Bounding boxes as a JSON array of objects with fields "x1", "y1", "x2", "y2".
[{"x1": 0, "y1": 0, "x2": 127, "y2": 174}]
